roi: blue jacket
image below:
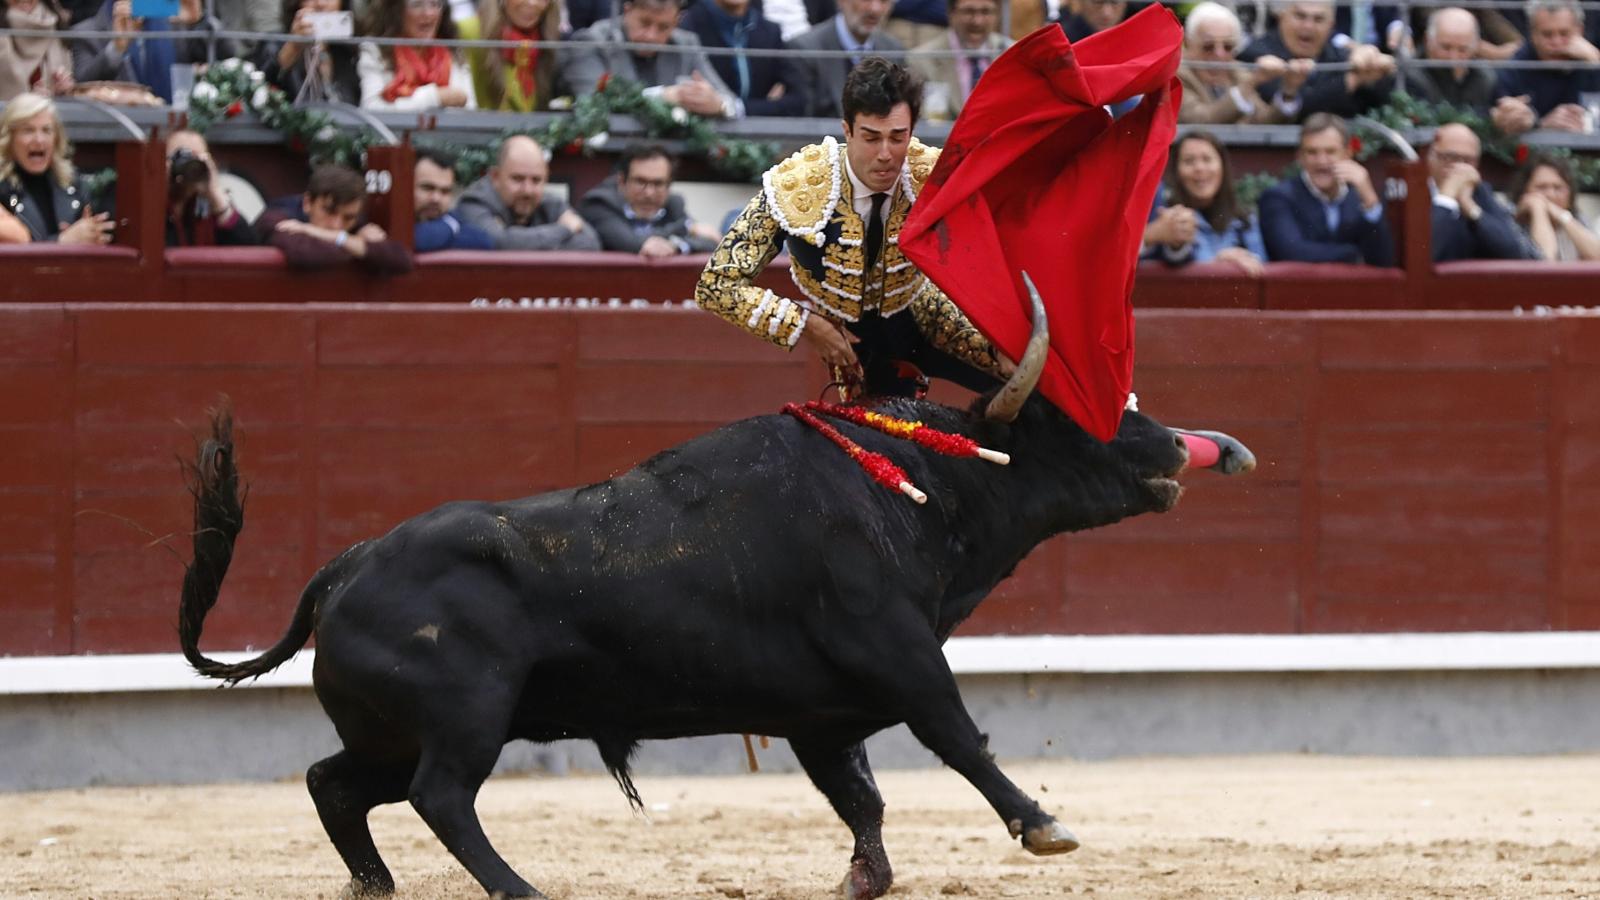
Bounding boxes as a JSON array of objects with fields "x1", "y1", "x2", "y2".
[
  {"x1": 1144, "y1": 187, "x2": 1266, "y2": 265},
  {"x1": 1494, "y1": 44, "x2": 1600, "y2": 118},
  {"x1": 1258, "y1": 174, "x2": 1395, "y2": 266},
  {"x1": 679, "y1": 0, "x2": 809, "y2": 117},
  {"x1": 415, "y1": 213, "x2": 495, "y2": 253},
  {"x1": 1430, "y1": 182, "x2": 1538, "y2": 262}
]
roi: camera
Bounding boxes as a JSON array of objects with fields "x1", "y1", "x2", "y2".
[{"x1": 168, "y1": 147, "x2": 210, "y2": 199}]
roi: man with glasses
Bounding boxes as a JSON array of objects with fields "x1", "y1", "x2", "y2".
[
  {"x1": 1426, "y1": 123, "x2": 1538, "y2": 261},
  {"x1": 1176, "y1": 1, "x2": 1288, "y2": 124},
  {"x1": 577, "y1": 144, "x2": 721, "y2": 257},
  {"x1": 909, "y1": 0, "x2": 1010, "y2": 121}
]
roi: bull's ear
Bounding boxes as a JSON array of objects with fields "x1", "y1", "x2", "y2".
[{"x1": 984, "y1": 272, "x2": 1049, "y2": 423}]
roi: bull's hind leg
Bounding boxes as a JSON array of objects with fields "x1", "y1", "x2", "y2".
[
  {"x1": 408, "y1": 712, "x2": 544, "y2": 899},
  {"x1": 306, "y1": 750, "x2": 414, "y2": 897},
  {"x1": 791, "y1": 737, "x2": 893, "y2": 900}
]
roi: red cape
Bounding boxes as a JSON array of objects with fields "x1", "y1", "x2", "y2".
[{"x1": 899, "y1": 7, "x2": 1183, "y2": 441}]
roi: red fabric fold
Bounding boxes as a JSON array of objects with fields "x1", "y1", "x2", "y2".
[{"x1": 899, "y1": 6, "x2": 1183, "y2": 441}]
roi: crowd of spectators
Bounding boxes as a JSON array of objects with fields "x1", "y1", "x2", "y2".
[{"x1": 2, "y1": 0, "x2": 1598, "y2": 268}]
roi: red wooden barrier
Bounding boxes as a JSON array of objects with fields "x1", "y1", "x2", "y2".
[{"x1": 2, "y1": 304, "x2": 1596, "y2": 656}]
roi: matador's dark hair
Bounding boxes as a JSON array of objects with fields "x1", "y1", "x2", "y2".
[{"x1": 841, "y1": 57, "x2": 924, "y2": 128}]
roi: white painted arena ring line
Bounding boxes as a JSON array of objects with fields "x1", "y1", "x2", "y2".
[{"x1": 3, "y1": 632, "x2": 1599, "y2": 696}]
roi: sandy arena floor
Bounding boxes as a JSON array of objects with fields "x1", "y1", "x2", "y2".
[{"x1": 3, "y1": 754, "x2": 1598, "y2": 899}]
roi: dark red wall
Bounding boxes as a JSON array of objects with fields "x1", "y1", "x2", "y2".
[{"x1": 3, "y1": 303, "x2": 1596, "y2": 656}]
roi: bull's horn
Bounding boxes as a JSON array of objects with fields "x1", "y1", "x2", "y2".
[
  {"x1": 984, "y1": 271, "x2": 1051, "y2": 423},
  {"x1": 1173, "y1": 428, "x2": 1257, "y2": 476}
]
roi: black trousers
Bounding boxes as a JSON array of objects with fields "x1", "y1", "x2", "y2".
[{"x1": 844, "y1": 310, "x2": 999, "y2": 397}]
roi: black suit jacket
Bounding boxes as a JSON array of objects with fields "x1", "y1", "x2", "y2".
[
  {"x1": 1238, "y1": 32, "x2": 1393, "y2": 121},
  {"x1": 577, "y1": 177, "x2": 717, "y2": 255},
  {"x1": 1431, "y1": 182, "x2": 1537, "y2": 262},
  {"x1": 788, "y1": 18, "x2": 905, "y2": 118},
  {"x1": 679, "y1": 1, "x2": 809, "y2": 117},
  {"x1": 1258, "y1": 175, "x2": 1395, "y2": 266}
]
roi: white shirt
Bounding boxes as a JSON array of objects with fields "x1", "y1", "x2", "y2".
[{"x1": 842, "y1": 154, "x2": 896, "y2": 234}]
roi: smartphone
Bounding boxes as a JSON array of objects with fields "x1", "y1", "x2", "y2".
[
  {"x1": 130, "y1": 0, "x2": 180, "y2": 19},
  {"x1": 306, "y1": 10, "x2": 354, "y2": 39}
]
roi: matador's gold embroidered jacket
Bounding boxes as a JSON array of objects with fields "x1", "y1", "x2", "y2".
[{"x1": 694, "y1": 136, "x2": 1002, "y2": 375}]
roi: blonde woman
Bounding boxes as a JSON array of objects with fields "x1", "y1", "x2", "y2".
[
  {"x1": 0, "y1": 93, "x2": 113, "y2": 243},
  {"x1": 457, "y1": 0, "x2": 560, "y2": 111}
]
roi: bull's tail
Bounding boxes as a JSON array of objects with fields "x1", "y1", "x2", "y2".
[{"x1": 177, "y1": 403, "x2": 316, "y2": 685}]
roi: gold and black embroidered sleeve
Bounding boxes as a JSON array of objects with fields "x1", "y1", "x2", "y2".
[
  {"x1": 908, "y1": 279, "x2": 1005, "y2": 376},
  {"x1": 694, "y1": 190, "x2": 809, "y2": 349}
]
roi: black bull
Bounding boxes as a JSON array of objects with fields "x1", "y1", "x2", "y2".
[{"x1": 178, "y1": 305, "x2": 1254, "y2": 900}]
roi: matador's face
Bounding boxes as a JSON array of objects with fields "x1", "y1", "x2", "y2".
[{"x1": 842, "y1": 102, "x2": 912, "y2": 195}]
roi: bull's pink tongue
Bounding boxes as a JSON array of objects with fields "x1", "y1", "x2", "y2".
[{"x1": 1180, "y1": 432, "x2": 1221, "y2": 469}]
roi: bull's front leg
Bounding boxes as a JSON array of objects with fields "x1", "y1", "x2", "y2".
[{"x1": 893, "y1": 661, "x2": 1080, "y2": 855}]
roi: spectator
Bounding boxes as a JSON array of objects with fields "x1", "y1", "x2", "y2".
[
  {"x1": 560, "y1": 0, "x2": 740, "y2": 118},
  {"x1": 358, "y1": 0, "x2": 476, "y2": 110},
  {"x1": 257, "y1": 163, "x2": 414, "y2": 273},
  {"x1": 1258, "y1": 112, "x2": 1394, "y2": 265},
  {"x1": 1057, "y1": 0, "x2": 1124, "y2": 42},
  {"x1": 413, "y1": 147, "x2": 493, "y2": 251},
  {"x1": 1331, "y1": 1, "x2": 1403, "y2": 52},
  {"x1": 212, "y1": 0, "x2": 283, "y2": 56},
  {"x1": 790, "y1": 0, "x2": 904, "y2": 118},
  {"x1": 1490, "y1": 0, "x2": 1600, "y2": 136},
  {"x1": 457, "y1": 0, "x2": 561, "y2": 111},
  {"x1": 1508, "y1": 152, "x2": 1600, "y2": 261},
  {"x1": 1237, "y1": 0, "x2": 1395, "y2": 121},
  {"x1": 885, "y1": 0, "x2": 945, "y2": 49},
  {"x1": 0, "y1": 204, "x2": 26, "y2": 241},
  {"x1": 1177, "y1": 2, "x2": 1287, "y2": 125},
  {"x1": 1425, "y1": 123, "x2": 1537, "y2": 261},
  {"x1": 0, "y1": 92, "x2": 111, "y2": 243},
  {"x1": 165, "y1": 129, "x2": 258, "y2": 247},
  {"x1": 1142, "y1": 131, "x2": 1266, "y2": 275},
  {"x1": 260, "y1": 0, "x2": 361, "y2": 105},
  {"x1": 70, "y1": 0, "x2": 236, "y2": 105},
  {"x1": 909, "y1": 0, "x2": 1009, "y2": 122},
  {"x1": 679, "y1": 0, "x2": 810, "y2": 117},
  {"x1": 1400, "y1": 7, "x2": 1496, "y2": 114},
  {"x1": 761, "y1": 0, "x2": 825, "y2": 42},
  {"x1": 577, "y1": 145, "x2": 721, "y2": 256},
  {"x1": 2, "y1": 0, "x2": 75, "y2": 100},
  {"x1": 1008, "y1": 0, "x2": 1045, "y2": 41},
  {"x1": 454, "y1": 135, "x2": 601, "y2": 250}
]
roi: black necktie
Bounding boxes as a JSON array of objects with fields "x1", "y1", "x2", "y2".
[{"x1": 865, "y1": 192, "x2": 887, "y2": 271}]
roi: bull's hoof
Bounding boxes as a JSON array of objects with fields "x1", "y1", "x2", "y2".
[
  {"x1": 1021, "y1": 820, "x2": 1081, "y2": 856},
  {"x1": 837, "y1": 855, "x2": 893, "y2": 900},
  {"x1": 337, "y1": 878, "x2": 395, "y2": 899}
]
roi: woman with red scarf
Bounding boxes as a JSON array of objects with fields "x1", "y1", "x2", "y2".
[
  {"x1": 457, "y1": 0, "x2": 560, "y2": 111},
  {"x1": 357, "y1": 0, "x2": 476, "y2": 111}
]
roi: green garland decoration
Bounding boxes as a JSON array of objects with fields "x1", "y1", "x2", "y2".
[
  {"x1": 1350, "y1": 91, "x2": 1600, "y2": 190},
  {"x1": 440, "y1": 75, "x2": 780, "y2": 186},
  {"x1": 185, "y1": 58, "x2": 375, "y2": 168},
  {"x1": 184, "y1": 61, "x2": 778, "y2": 184}
]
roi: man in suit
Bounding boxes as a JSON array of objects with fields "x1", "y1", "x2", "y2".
[
  {"x1": 1488, "y1": 0, "x2": 1600, "y2": 136},
  {"x1": 1176, "y1": 1, "x2": 1287, "y2": 125},
  {"x1": 1236, "y1": 0, "x2": 1396, "y2": 121},
  {"x1": 577, "y1": 144, "x2": 722, "y2": 256},
  {"x1": 560, "y1": 0, "x2": 742, "y2": 118},
  {"x1": 790, "y1": 0, "x2": 905, "y2": 118},
  {"x1": 679, "y1": 0, "x2": 811, "y2": 116},
  {"x1": 1426, "y1": 123, "x2": 1537, "y2": 262},
  {"x1": 1258, "y1": 113, "x2": 1395, "y2": 266},
  {"x1": 1400, "y1": 7, "x2": 1498, "y2": 115},
  {"x1": 909, "y1": 0, "x2": 1010, "y2": 121}
]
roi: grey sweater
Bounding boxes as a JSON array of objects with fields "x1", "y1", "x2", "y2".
[{"x1": 452, "y1": 177, "x2": 601, "y2": 251}]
